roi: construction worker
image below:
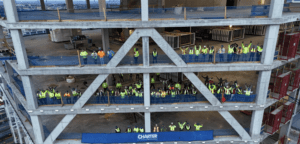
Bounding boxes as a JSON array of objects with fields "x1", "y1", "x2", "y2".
[
  {"x1": 99, "y1": 90, "x2": 105, "y2": 103},
  {"x1": 80, "y1": 49, "x2": 88, "y2": 64},
  {"x1": 116, "y1": 81, "x2": 122, "y2": 92},
  {"x1": 115, "y1": 126, "x2": 121, "y2": 133},
  {"x1": 156, "y1": 73, "x2": 160, "y2": 81},
  {"x1": 139, "y1": 127, "x2": 144, "y2": 133},
  {"x1": 133, "y1": 126, "x2": 139, "y2": 133},
  {"x1": 120, "y1": 90, "x2": 126, "y2": 103},
  {"x1": 139, "y1": 90, "x2": 143, "y2": 103},
  {"x1": 107, "y1": 48, "x2": 115, "y2": 61},
  {"x1": 135, "y1": 82, "x2": 142, "y2": 91},
  {"x1": 224, "y1": 85, "x2": 232, "y2": 96},
  {"x1": 195, "y1": 45, "x2": 201, "y2": 62},
  {"x1": 126, "y1": 126, "x2": 132, "y2": 133},
  {"x1": 178, "y1": 121, "x2": 186, "y2": 131},
  {"x1": 194, "y1": 123, "x2": 203, "y2": 131},
  {"x1": 228, "y1": 44, "x2": 234, "y2": 62},
  {"x1": 218, "y1": 45, "x2": 225, "y2": 62},
  {"x1": 64, "y1": 91, "x2": 71, "y2": 104},
  {"x1": 70, "y1": 86, "x2": 79, "y2": 104},
  {"x1": 169, "y1": 122, "x2": 176, "y2": 131},
  {"x1": 189, "y1": 47, "x2": 194, "y2": 62},
  {"x1": 257, "y1": 44, "x2": 263, "y2": 61},
  {"x1": 237, "y1": 87, "x2": 243, "y2": 94},
  {"x1": 209, "y1": 84, "x2": 215, "y2": 95},
  {"x1": 171, "y1": 89, "x2": 176, "y2": 103},
  {"x1": 48, "y1": 90, "x2": 55, "y2": 104},
  {"x1": 97, "y1": 47, "x2": 106, "y2": 65},
  {"x1": 110, "y1": 89, "x2": 115, "y2": 103},
  {"x1": 150, "y1": 76, "x2": 155, "y2": 89},
  {"x1": 153, "y1": 124, "x2": 160, "y2": 132},
  {"x1": 250, "y1": 45, "x2": 256, "y2": 61},
  {"x1": 37, "y1": 91, "x2": 44, "y2": 105},
  {"x1": 244, "y1": 87, "x2": 253, "y2": 96},
  {"x1": 119, "y1": 73, "x2": 124, "y2": 82},
  {"x1": 202, "y1": 45, "x2": 208, "y2": 62},
  {"x1": 208, "y1": 46, "x2": 214, "y2": 62},
  {"x1": 242, "y1": 41, "x2": 252, "y2": 61},
  {"x1": 175, "y1": 81, "x2": 181, "y2": 90},
  {"x1": 236, "y1": 47, "x2": 242, "y2": 61},
  {"x1": 186, "y1": 123, "x2": 191, "y2": 131},
  {"x1": 180, "y1": 47, "x2": 188, "y2": 62},
  {"x1": 160, "y1": 124, "x2": 167, "y2": 132},
  {"x1": 102, "y1": 80, "x2": 108, "y2": 93},
  {"x1": 134, "y1": 48, "x2": 139, "y2": 64},
  {"x1": 152, "y1": 48, "x2": 158, "y2": 63},
  {"x1": 91, "y1": 51, "x2": 98, "y2": 64},
  {"x1": 161, "y1": 89, "x2": 166, "y2": 103},
  {"x1": 54, "y1": 91, "x2": 61, "y2": 104}
]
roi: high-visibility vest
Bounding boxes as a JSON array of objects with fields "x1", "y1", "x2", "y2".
[
  {"x1": 151, "y1": 92, "x2": 156, "y2": 97},
  {"x1": 124, "y1": 89, "x2": 128, "y2": 95},
  {"x1": 257, "y1": 46, "x2": 263, "y2": 52},
  {"x1": 129, "y1": 86, "x2": 132, "y2": 91},
  {"x1": 135, "y1": 92, "x2": 139, "y2": 97},
  {"x1": 116, "y1": 83, "x2": 122, "y2": 88},
  {"x1": 102, "y1": 82, "x2": 108, "y2": 88},
  {"x1": 134, "y1": 51, "x2": 139, "y2": 57},
  {"x1": 153, "y1": 51, "x2": 157, "y2": 57},
  {"x1": 120, "y1": 92, "x2": 126, "y2": 98},
  {"x1": 178, "y1": 122, "x2": 186, "y2": 130},
  {"x1": 189, "y1": 49, "x2": 194, "y2": 55},
  {"x1": 251, "y1": 48, "x2": 255, "y2": 52},
  {"x1": 133, "y1": 128, "x2": 139, "y2": 133},
  {"x1": 237, "y1": 88, "x2": 243, "y2": 94},
  {"x1": 135, "y1": 84, "x2": 142, "y2": 89},
  {"x1": 151, "y1": 78, "x2": 155, "y2": 83},
  {"x1": 161, "y1": 91, "x2": 166, "y2": 97},
  {"x1": 72, "y1": 91, "x2": 78, "y2": 96},
  {"x1": 80, "y1": 51, "x2": 88, "y2": 58},
  {"x1": 139, "y1": 92, "x2": 143, "y2": 97},
  {"x1": 55, "y1": 93, "x2": 61, "y2": 99},
  {"x1": 139, "y1": 128, "x2": 144, "y2": 133},
  {"x1": 37, "y1": 93, "x2": 42, "y2": 99},
  {"x1": 64, "y1": 93, "x2": 70, "y2": 97},
  {"x1": 195, "y1": 46, "x2": 201, "y2": 56},
  {"x1": 194, "y1": 124, "x2": 203, "y2": 131},
  {"x1": 224, "y1": 88, "x2": 231, "y2": 95},
  {"x1": 245, "y1": 90, "x2": 251, "y2": 96},
  {"x1": 202, "y1": 48, "x2": 208, "y2": 54},
  {"x1": 217, "y1": 89, "x2": 222, "y2": 94},
  {"x1": 49, "y1": 92, "x2": 55, "y2": 98},
  {"x1": 209, "y1": 49, "x2": 214, "y2": 54},
  {"x1": 171, "y1": 91, "x2": 176, "y2": 97},
  {"x1": 180, "y1": 47, "x2": 188, "y2": 55},
  {"x1": 41, "y1": 91, "x2": 46, "y2": 98},
  {"x1": 228, "y1": 45, "x2": 234, "y2": 54},
  {"x1": 156, "y1": 92, "x2": 160, "y2": 98},
  {"x1": 186, "y1": 125, "x2": 191, "y2": 131},
  {"x1": 127, "y1": 128, "x2": 132, "y2": 133},
  {"x1": 209, "y1": 86, "x2": 214, "y2": 94},
  {"x1": 115, "y1": 128, "x2": 120, "y2": 132},
  {"x1": 175, "y1": 83, "x2": 181, "y2": 90},
  {"x1": 169, "y1": 125, "x2": 176, "y2": 131},
  {"x1": 132, "y1": 89, "x2": 136, "y2": 94}
]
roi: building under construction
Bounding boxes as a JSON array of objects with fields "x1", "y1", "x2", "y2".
[{"x1": 0, "y1": 0, "x2": 300, "y2": 144}]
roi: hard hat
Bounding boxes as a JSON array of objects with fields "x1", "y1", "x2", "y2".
[
  {"x1": 187, "y1": 123, "x2": 189, "y2": 125},
  {"x1": 98, "y1": 47, "x2": 102, "y2": 50},
  {"x1": 221, "y1": 45, "x2": 224, "y2": 47},
  {"x1": 197, "y1": 123, "x2": 199, "y2": 125},
  {"x1": 135, "y1": 126, "x2": 137, "y2": 128},
  {"x1": 136, "y1": 48, "x2": 139, "y2": 51},
  {"x1": 154, "y1": 48, "x2": 156, "y2": 51},
  {"x1": 239, "y1": 47, "x2": 241, "y2": 49},
  {"x1": 211, "y1": 46, "x2": 214, "y2": 48},
  {"x1": 204, "y1": 45, "x2": 206, "y2": 47},
  {"x1": 115, "y1": 126, "x2": 118, "y2": 128},
  {"x1": 128, "y1": 126, "x2": 130, "y2": 128},
  {"x1": 171, "y1": 122, "x2": 173, "y2": 125}
]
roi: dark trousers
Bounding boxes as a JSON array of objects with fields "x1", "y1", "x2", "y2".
[
  {"x1": 153, "y1": 56, "x2": 157, "y2": 63},
  {"x1": 83, "y1": 58, "x2": 87, "y2": 64},
  {"x1": 134, "y1": 57, "x2": 138, "y2": 64}
]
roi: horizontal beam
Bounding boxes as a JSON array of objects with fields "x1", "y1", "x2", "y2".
[
  {"x1": 27, "y1": 99, "x2": 278, "y2": 116},
  {"x1": 2, "y1": 13, "x2": 300, "y2": 29},
  {"x1": 9, "y1": 61, "x2": 273, "y2": 75}
]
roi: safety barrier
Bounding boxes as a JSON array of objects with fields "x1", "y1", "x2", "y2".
[{"x1": 215, "y1": 94, "x2": 256, "y2": 102}]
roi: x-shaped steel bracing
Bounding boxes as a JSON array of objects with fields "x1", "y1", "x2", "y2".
[{"x1": 43, "y1": 29, "x2": 251, "y2": 144}]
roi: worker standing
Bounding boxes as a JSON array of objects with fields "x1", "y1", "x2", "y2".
[
  {"x1": 126, "y1": 126, "x2": 132, "y2": 133},
  {"x1": 208, "y1": 46, "x2": 214, "y2": 62},
  {"x1": 244, "y1": 88, "x2": 253, "y2": 96},
  {"x1": 134, "y1": 48, "x2": 139, "y2": 64},
  {"x1": 37, "y1": 91, "x2": 44, "y2": 105},
  {"x1": 169, "y1": 122, "x2": 176, "y2": 132},
  {"x1": 48, "y1": 90, "x2": 55, "y2": 104},
  {"x1": 202, "y1": 45, "x2": 208, "y2": 62},
  {"x1": 175, "y1": 81, "x2": 181, "y2": 91},
  {"x1": 116, "y1": 81, "x2": 122, "y2": 92},
  {"x1": 97, "y1": 47, "x2": 106, "y2": 65},
  {"x1": 150, "y1": 76, "x2": 155, "y2": 89},
  {"x1": 120, "y1": 90, "x2": 126, "y2": 103},
  {"x1": 115, "y1": 126, "x2": 121, "y2": 133},
  {"x1": 64, "y1": 91, "x2": 71, "y2": 104},
  {"x1": 257, "y1": 44, "x2": 263, "y2": 61},
  {"x1": 102, "y1": 80, "x2": 108, "y2": 93},
  {"x1": 236, "y1": 47, "x2": 242, "y2": 61},
  {"x1": 133, "y1": 126, "x2": 139, "y2": 133},
  {"x1": 180, "y1": 47, "x2": 188, "y2": 62},
  {"x1": 228, "y1": 44, "x2": 234, "y2": 62},
  {"x1": 249, "y1": 45, "x2": 256, "y2": 61},
  {"x1": 153, "y1": 124, "x2": 160, "y2": 132},
  {"x1": 107, "y1": 48, "x2": 115, "y2": 61},
  {"x1": 194, "y1": 123, "x2": 203, "y2": 131},
  {"x1": 242, "y1": 41, "x2": 252, "y2": 61},
  {"x1": 218, "y1": 45, "x2": 225, "y2": 62},
  {"x1": 194, "y1": 45, "x2": 201, "y2": 62},
  {"x1": 135, "y1": 82, "x2": 142, "y2": 91},
  {"x1": 54, "y1": 91, "x2": 61, "y2": 104},
  {"x1": 189, "y1": 47, "x2": 194, "y2": 63},
  {"x1": 110, "y1": 89, "x2": 115, "y2": 103},
  {"x1": 186, "y1": 123, "x2": 191, "y2": 131},
  {"x1": 178, "y1": 121, "x2": 187, "y2": 131},
  {"x1": 91, "y1": 50, "x2": 98, "y2": 64},
  {"x1": 80, "y1": 49, "x2": 88, "y2": 64},
  {"x1": 139, "y1": 127, "x2": 144, "y2": 133},
  {"x1": 209, "y1": 84, "x2": 215, "y2": 95},
  {"x1": 70, "y1": 86, "x2": 79, "y2": 104},
  {"x1": 152, "y1": 48, "x2": 158, "y2": 63},
  {"x1": 139, "y1": 90, "x2": 143, "y2": 103},
  {"x1": 171, "y1": 89, "x2": 176, "y2": 103}
]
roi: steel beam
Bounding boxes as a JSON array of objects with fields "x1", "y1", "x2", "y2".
[
  {"x1": 145, "y1": 112, "x2": 151, "y2": 132},
  {"x1": 3, "y1": 14, "x2": 300, "y2": 29}
]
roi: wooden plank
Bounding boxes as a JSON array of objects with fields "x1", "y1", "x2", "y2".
[
  {"x1": 224, "y1": 6, "x2": 227, "y2": 19},
  {"x1": 184, "y1": 7, "x2": 187, "y2": 20},
  {"x1": 57, "y1": 8, "x2": 61, "y2": 22}
]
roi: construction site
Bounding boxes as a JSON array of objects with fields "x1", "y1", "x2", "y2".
[{"x1": 0, "y1": 0, "x2": 299, "y2": 144}]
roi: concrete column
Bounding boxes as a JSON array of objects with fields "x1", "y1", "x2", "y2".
[
  {"x1": 0, "y1": 26, "x2": 4, "y2": 40},
  {"x1": 141, "y1": 0, "x2": 149, "y2": 21},
  {"x1": 40, "y1": 0, "x2": 46, "y2": 10},
  {"x1": 31, "y1": 116, "x2": 45, "y2": 143},
  {"x1": 250, "y1": 0, "x2": 284, "y2": 140},
  {"x1": 158, "y1": 0, "x2": 163, "y2": 8},
  {"x1": 3, "y1": 0, "x2": 19, "y2": 22},
  {"x1": 143, "y1": 37, "x2": 150, "y2": 67},
  {"x1": 10, "y1": 30, "x2": 29, "y2": 69},
  {"x1": 98, "y1": 0, "x2": 106, "y2": 13},
  {"x1": 145, "y1": 112, "x2": 151, "y2": 132},
  {"x1": 65, "y1": 0, "x2": 74, "y2": 13},
  {"x1": 21, "y1": 76, "x2": 38, "y2": 110},
  {"x1": 86, "y1": 0, "x2": 90, "y2": 9},
  {"x1": 101, "y1": 28, "x2": 109, "y2": 53}
]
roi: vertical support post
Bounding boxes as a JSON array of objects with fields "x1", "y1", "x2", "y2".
[
  {"x1": 157, "y1": 0, "x2": 163, "y2": 8},
  {"x1": 86, "y1": 0, "x2": 90, "y2": 9},
  {"x1": 141, "y1": 0, "x2": 149, "y2": 21},
  {"x1": 144, "y1": 112, "x2": 151, "y2": 133},
  {"x1": 5, "y1": 61, "x2": 14, "y2": 83},
  {"x1": 250, "y1": 0, "x2": 284, "y2": 140},
  {"x1": 101, "y1": 28, "x2": 110, "y2": 53},
  {"x1": 3, "y1": 0, "x2": 19, "y2": 22},
  {"x1": 98, "y1": 0, "x2": 106, "y2": 15},
  {"x1": 31, "y1": 116, "x2": 45, "y2": 143},
  {"x1": 143, "y1": 36, "x2": 150, "y2": 132},
  {"x1": 40, "y1": 0, "x2": 46, "y2": 11},
  {"x1": 121, "y1": 0, "x2": 128, "y2": 10},
  {"x1": 0, "y1": 26, "x2": 4, "y2": 40},
  {"x1": 65, "y1": 0, "x2": 74, "y2": 13}
]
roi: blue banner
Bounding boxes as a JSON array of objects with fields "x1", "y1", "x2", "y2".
[{"x1": 82, "y1": 131, "x2": 214, "y2": 143}]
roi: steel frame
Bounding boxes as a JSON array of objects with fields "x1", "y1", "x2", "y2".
[{"x1": 0, "y1": 0, "x2": 294, "y2": 143}]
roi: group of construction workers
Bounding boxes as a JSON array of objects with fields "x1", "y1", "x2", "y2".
[
  {"x1": 178, "y1": 41, "x2": 263, "y2": 63},
  {"x1": 115, "y1": 122, "x2": 203, "y2": 133},
  {"x1": 80, "y1": 47, "x2": 115, "y2": 65},
  {"x1": 36, "y1": 86, "x2": 82, "y2": 105}
]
